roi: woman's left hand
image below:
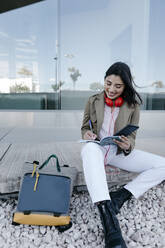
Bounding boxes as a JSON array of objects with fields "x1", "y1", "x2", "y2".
[{"x1": 113, "y1": 135, "x2": 131, "y2": 150}]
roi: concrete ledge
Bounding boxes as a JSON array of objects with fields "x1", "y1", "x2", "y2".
[
  {"x1": 0, "y1": 110, "x2": 164, "y2": 195},
  {"x1": 0, "y1": 142, "x2": 138, "y2": 194}
]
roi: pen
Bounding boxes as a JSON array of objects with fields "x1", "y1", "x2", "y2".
[{"x1": 89, "y1": 120, "x2": 93, "y2": 132}]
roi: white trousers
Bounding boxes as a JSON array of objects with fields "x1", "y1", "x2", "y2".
[{"x1": 81, "y1": 143, "x2": 165, "y2": 203}]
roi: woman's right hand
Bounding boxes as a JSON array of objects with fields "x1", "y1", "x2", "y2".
[{"x1": 83, "y1": 130, "x2": 97, "y2": 140}]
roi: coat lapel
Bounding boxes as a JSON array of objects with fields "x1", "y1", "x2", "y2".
[
  {"x1": 95, "y1": 91, "x2": 104, "y2": 135},
  {"x1": 114, "y1": 102, "x2": 132, "y2": 134}
]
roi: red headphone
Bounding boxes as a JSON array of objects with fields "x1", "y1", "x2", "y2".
[{"x1": 104, "y1": 93, "x2": 124, "y2": 107}]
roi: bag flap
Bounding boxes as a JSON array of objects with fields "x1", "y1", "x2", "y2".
[{"x1": 17, "y1": 174, "x2": 71, "y2": 214}]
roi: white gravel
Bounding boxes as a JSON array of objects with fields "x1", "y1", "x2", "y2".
[{"x1": 0, "y1": 182, "x2": 165, "y2": 248}]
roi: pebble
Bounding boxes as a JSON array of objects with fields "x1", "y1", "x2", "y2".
[
  {"x1": 39, "y1": 226, "x2": 47, "y2": 235},
  {"x1": 159, "y1": 235, "x2": 165, "y2": 246},
  {"x1": 130, "y1": 231, "x2": 142, "y2": 242},
  {"x1": 44, "y1": 233, "x2": 52, "y2": 243},
  {"x1": 156, "y1": 188, "x2": 162, "y2": 198},
  {"x1": 34, "y1": 238, "x2": 41, "y2": 246},
  {"x1": 14, "y1": 229, "x2": 20, "y2": 238},
  {"x1": 159, "y1": 199, "x2": 165, "y2": 207},
  {"x1": 127, "y1": 228, "x2": 134, "y2": 237}
]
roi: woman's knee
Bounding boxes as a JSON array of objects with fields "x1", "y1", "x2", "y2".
[{"x1": 81, "y1": 142, "x2": 102, "y2": 157}]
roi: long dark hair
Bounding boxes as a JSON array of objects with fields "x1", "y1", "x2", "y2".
[{"x1": 104, "y1": 62, "x2": 143, "y2": 106}]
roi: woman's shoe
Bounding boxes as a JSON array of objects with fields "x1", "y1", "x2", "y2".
[
  {"x1": 110, "y1": 188, "x2": 132, "y2": 214},
  {"x1": 97, "y1": 200, "x2": 127, "y2": 248}
]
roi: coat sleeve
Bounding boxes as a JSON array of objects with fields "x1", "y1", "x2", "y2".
[
  {"x1": 123, "y1": 103, "x2": 140, "y2": 156},
  {"x1": 81, "y1": 99, "x2": 90, "y2": 138}
]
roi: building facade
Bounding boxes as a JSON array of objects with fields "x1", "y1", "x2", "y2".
[{"x1": 0, "y1": 0, "x2": 164, "y2": 110}]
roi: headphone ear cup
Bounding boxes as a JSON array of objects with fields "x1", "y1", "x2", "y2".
[
  {"x1": 115, "y1": 97, "x2": 124, "y2": 107},
  {"x1": 106, "y1": 98, "x2": 113, "y2": 107}
]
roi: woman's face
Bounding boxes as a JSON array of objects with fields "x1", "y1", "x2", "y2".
[{"x1": 104, "y1": 74, "x2": 125, "y2": 100}]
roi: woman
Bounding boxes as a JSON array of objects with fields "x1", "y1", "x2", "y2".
[{"x1": 81, "y1": 62, "x2": 165, "y2": 248}]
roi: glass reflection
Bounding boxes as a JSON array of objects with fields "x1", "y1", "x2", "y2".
[
  {"x1": 0, "y1": 0, "x2": 164, "y2": 110},
  {"x1": 60, "y1": 0, "x2": 165, "y2": 110},
  {"x1": 0, "y1": 0, "x2": 57, "y2": 93}
]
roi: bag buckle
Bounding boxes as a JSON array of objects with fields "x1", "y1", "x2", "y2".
[{"x1": 31, "y1": 161, "x2": 39, "y2": 177}]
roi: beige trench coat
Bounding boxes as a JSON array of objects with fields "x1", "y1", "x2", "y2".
[{"x1": 81, "y1": 91, "x2": 140, "y2": 156}]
